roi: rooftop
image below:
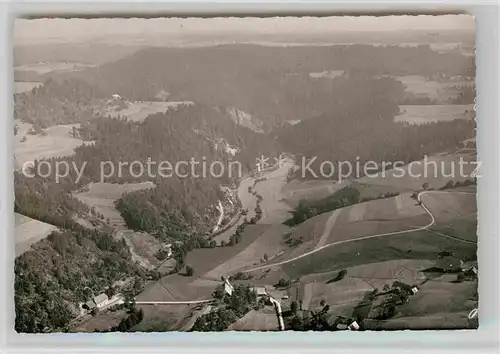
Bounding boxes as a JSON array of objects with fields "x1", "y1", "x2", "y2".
[
  {"x1": 252, "y1": 287, "x2": 268, "y2": 296},
  {"x1": 93, "y1": 293, "x2": 109, "y2": 304}
]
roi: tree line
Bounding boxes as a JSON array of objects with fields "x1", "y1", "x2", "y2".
[
  {"x1": 63, "y1": 44, "x2": 474, "y2": 125},
  {"x1": 191, "y1": 284, "x2": 260, "y2": 331},
  {"x1": 15, "y1": 224, "x2": 145, "y2": 333},
  {"x1": 279, "y1": 74, "x2": 475, "y2": 181}
]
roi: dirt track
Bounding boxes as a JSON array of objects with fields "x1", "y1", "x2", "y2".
[{"x1": 242, "y1": 190, "x2": 476, "y2": 273}]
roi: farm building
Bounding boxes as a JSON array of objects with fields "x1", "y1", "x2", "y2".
[
  {"x1": 251, "y1": 287, "x2": 268, "y2": 297},
  {"x1": 111, "y1": 94, "x2": 122, "y2": 100},
  {"x1": 93, "y1": 293, "x2": 111, "y2": 309},
  {"x1": 224, "y1": 282, "x2": 234, "y2": 296},
  {"x1": 436, "y1": 256, "x2": 464, "y2": 272},
  {"x1": 348, "y1": 321, "x2": 360, "y2": 331},
  {"x1": 85, "y1": 300, "x2": 96, "y2": 310}
]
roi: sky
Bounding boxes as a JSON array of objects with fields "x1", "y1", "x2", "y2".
[{"x1": 15, "y1": 15, "x2": 475, "y2": 44}]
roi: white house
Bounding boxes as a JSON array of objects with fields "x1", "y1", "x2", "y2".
[
  {"x1": 222, "y1": 276, "x2": 235, "y2": 296},
  {"x1": 411, "y1": 286, "x2": 419, "y2": 295},
  {"x1": 93, "y1": 293, "x2": 111, "y2": 309},
  {"x1": 85, "y1": 299, "x2": 96, "y2": 310},
  {"x1": 111, "y1": 94, "x2": 122, "y2": 100},
  {"x1": 348, "y1": 321, "x2": 360, "y2": 331},
  {"x1": 224, "y1": 282, "x2": 234, "y2": 296}
]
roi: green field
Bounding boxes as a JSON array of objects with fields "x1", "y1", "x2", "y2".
[
  {"x1": 14, "y1": 81, "x2": 43, "y2": 93},
  {"x1": 395, "y1": 75, "x2": 474, "y2": 102},
  {"x1": 282, "y1": 228, "x2": 476, "y2": 279},
  {"x1": 107, "y1": 101, "x2": 193, "y2": 122},
  {"x1": 15, "y1": 212, "x2": 58, "y2": 256},
  {"x1": 396, "y1": 104, "x2": 474, "y2": 124}
]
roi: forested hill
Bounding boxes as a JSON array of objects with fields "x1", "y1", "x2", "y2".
[
  {"x1": 276, "y1": 73, "x2": 476, "y2": 180},
  {"x1": 19, "y1": 104, "x2": 280, "y2": 240},
  {"x1": 60, "y1": 44, "x2": 474, "y2": 126},
  {"x1": 14, "y1": 78, "x2": 106, "y2": 128},
  {"x1": 73, "y1": 103, "x2": 281, "y2": 183}
]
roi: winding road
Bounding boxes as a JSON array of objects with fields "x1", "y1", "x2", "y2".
[
  {"x1": 134, "y1": 189, "x2": 475, "y2": 334},
  {"x1": 135, "y1": 189, "x2": 475, "y2": 306},
  {"x1": 241, "y1": 190, "x2": 476, "y2": 273}
]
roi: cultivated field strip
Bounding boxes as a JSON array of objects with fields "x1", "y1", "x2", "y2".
[
  {"x1": 315, "y1": 209, "x2": 342, "y2": 250},
  {"x1": 347, "y1": 203, "x2": 367, "y2": 222},
  {"x1": 242, "y1": 191, "x2": 475, "y2": 273},
  {"x1": 15, "y1": 213, "x2": 58, "y2": 256}
]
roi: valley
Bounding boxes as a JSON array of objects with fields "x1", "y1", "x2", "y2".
[{"x1": 13, "y1": 18, "x2": 477, "y2": 333}]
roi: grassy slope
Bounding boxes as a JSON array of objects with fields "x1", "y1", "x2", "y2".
[{"x1": 282, "y1": 227, "x2": 476, "y2": 279}]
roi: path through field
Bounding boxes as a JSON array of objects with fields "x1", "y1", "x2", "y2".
[
  {"x1": 315, "y1": 209, "x2": 342, "y2": 250},
  {"x1": 242, "y1": 190, "x2": 475, "y2": 273},
  {"x1": 73, "y1": 182, "x2": 160, "y2": 269}
]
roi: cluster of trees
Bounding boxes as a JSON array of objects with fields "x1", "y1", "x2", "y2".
[
  {"x1": 190, "y1": 308, "x2": 238, "y2": 332},
  {"x1": 247, "y1": 186, "x2": 264, "y2": 226},
  {"x1": 14, "y1": 78, "x2": 106, "y2": 128},
  {"x1": 191, "y1": 285, "x2": 259, "y2": 331},
  {"x1": 170, "y1": 235, "x2": 215, "y2": 273},
  {"x1": 284, "y1": 233, "x2": 304, "y2": 248},
  {"x1": 287, "y1": 302, "x2": 333, "y2": 331},
  {"x1": 286, "y1": 179, "x2": 438, "y2": 226},
  {"x1": 220, "y1": 188, "x2": 264, "y2": 247},
  {"x1": 14, "y1": 43, "x2": 476, "y2": 334},
  {"x1": 185, "y1": 265, "x2": 195, "y2": 277},
  {"x1": 439, "y1": 178, "x2": 477, "y2": 191},
  {"x1": 18, "y1": 102, "x2": 277, "y2": 253},
  {"x1": 226, "y1": 222, "x2": 248, "y2": 247},
  {"x1": 285, "y1": 186, "x2": 360, "y2": 226},
  {"x1": 278, "y1": 73, "x2": 475, "y2": 182},
  {"x1": 326, "y1": 269, "x2": 348, "y2": 284},
  {"x1": 228, "y1": 272, "x2": 253, "y2": 281},
  {"x1": 15, "y1": 225, "x2": 144, "y2": 333},
  {"x1": 286, "y1": 116, "x2": 475, "y2": 182},
  {"x1": 398, "y1": 93, "x2": 439, "y2": 105},
  {"x1": 274, "y1": 278, "x2": 292, "y2": 288},
  {"x1": 101, "y1": 302, "x2": 144, "y2": 332},
  {"x1": 369, "y1": 281, "x2": 416, "y2": 320},
  {"x1": 14, "y1": 171, "x2": 89, "y2": 229},
  {"x1": 65, "y1": 105, "x2": 276, "y2": 242},
  {"x1": 14, "y1": 165, "x2": 150, "y2": 333},
  {"x1": 63, "y1": 44, "x2": 473, "y2": 126}
]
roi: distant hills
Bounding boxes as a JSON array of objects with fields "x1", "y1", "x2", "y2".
[{"x1": 51, "y1": 44, "x2": 474, "y2": 127}]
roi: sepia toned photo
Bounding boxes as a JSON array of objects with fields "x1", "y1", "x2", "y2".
[{"x1": 13, "y1": 15, "x2": 477, "y2": 333}]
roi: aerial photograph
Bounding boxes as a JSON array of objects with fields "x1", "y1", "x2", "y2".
[{"x1": 13, "y1": 15, "x2": 477, "y2": 333}]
